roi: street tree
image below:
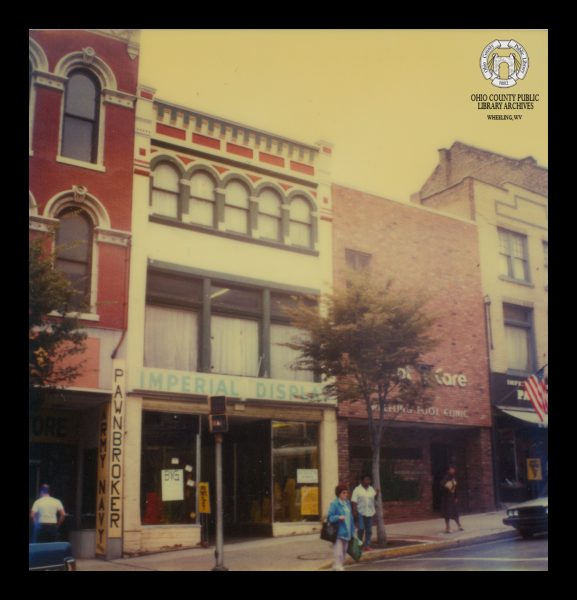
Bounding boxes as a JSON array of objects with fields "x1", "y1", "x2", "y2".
[
  {"x1": 29, "y1": 239, "x2": 87, "y2": 407},
  {"x1": 283, "y1": 274, "x2": 439, "y2": 545}
]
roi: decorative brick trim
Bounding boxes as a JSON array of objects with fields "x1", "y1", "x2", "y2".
[
  {"x1": 134, "y1": 168, "x2": 150, "y2": 177},
  {"x1": 290, "y1": 161, "x2": 314, "y2": 176},
  {"x1": 260, "y1": 152, "x2": 285, "y2": 167},
  {"x1": 227, "y1": 142, "x2": 253, "y2": 159},
  {"x1": 192, "y1": 133, "x2": 221, "y2": 150},
  {"x1": 95, "y1": 227, "x2": 131, "y2": 247},
  {"x1": 156, "y1": 123, "x2": 186, "y2": 140}
]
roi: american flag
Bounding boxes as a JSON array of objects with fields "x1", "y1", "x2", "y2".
[{"x1": 524, "y1": 366, "x2": 548, "y2": 422}]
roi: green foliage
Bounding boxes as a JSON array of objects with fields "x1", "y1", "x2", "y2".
[
  {"x1": 29, "y1": 239, "x2": 87, "y2": 399},
  {"x1": 283, "y1": 273, "x2": 439, "y2": 416}
]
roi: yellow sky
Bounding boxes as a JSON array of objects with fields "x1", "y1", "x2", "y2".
[{"x1": 139, "y1": 29, "x2": 548, "y2": 202}]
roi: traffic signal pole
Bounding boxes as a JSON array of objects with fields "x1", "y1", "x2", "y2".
[{"x1": 212, "y1": 432, "x2": 228, "y2": 571}]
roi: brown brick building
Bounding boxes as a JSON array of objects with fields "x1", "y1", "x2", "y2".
[{"x1": 332, "y1": 183, "x2": 495, "y2": 521}]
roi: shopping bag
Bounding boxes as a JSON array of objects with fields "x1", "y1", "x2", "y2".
[
  {"x1": 347, "y1": 535, "x2": 363, "y2": 561},
  {"x1": 320, "y1": 519, "x2": 338, "y2": 543}
]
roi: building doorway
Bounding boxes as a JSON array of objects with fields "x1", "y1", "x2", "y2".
[
  {"x1": 202, "y1": 418, "x2": 272, "y2": 539},
  {"x1": 430, "y1": 443, "x2": 453, "y2": 512}
]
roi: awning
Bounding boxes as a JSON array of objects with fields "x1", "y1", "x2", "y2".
[{"x1": 497, "y1": 406, "x2": 548, "y2": 427}]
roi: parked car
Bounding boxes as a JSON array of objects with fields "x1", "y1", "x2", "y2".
[
  {"x1": 29, "y1": 542, "x2": 76, "y2": 571},
  {"x1": 503, "y1": 487, "x2": 548, "y2": 539}
]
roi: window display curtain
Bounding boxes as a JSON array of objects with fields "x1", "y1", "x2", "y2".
[
  {"x1": 505, "y1": 325, "x2": 530, "y2": 372},
  {"x1": 211, "y1": 315, "x2": 259, "y2": 376},
  {"x1": 152, "y1": 163, "x2": 179, "y2": 218},
  {"x1": 270, "y1": 324, "x2": 313, "y2": 381},
  {"x1": 144, "y1": 305, "x2": 199, "y2": 371}
]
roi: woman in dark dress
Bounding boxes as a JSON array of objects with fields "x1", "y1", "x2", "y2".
[{"x1": 440, "y1": 466, "x2": 464, "y2": 534}]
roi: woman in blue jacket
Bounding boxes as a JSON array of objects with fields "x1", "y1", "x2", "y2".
[{"x1": 327, "y1": 484, "x2": 354, "y2": 571}]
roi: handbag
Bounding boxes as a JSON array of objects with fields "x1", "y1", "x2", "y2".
[
  {"x1": 347, "y1": 535, "x2": 363, "y2": 561},
  {"x1": 320, "y1": 519, "x2": 338, "y2": 543}
]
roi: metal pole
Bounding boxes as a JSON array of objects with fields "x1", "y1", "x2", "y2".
[{"x1": 212, "y1": 433, "x2": 228, "y2": 571}]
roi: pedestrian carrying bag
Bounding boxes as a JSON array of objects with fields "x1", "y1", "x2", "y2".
[
  {"x1": 320, "y1": 519, "x2": 338, "y2": 543},
  {"x1": 347, "y1": 535, "x2": 363, "y2": 561}
]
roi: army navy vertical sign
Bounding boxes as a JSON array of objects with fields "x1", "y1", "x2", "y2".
[{"x1": 95, "y1": 402, "x2": 110, "y2": 556}]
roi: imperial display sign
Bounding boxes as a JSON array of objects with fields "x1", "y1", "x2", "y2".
[{"x1": 134, "y1": 368, "x2": 333, "y2": 404}]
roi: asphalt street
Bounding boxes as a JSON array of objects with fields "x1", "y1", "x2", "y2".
[{"x1": 347, "y1": 535, "x2": 548, "y2": 571}]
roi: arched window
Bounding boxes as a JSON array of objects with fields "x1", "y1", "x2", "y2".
[
  {"x1": 188, "y1": 171, "x2": 216, "y2": 227},
  {"x1": 289, "y1": 195, "x2": 313, "y2": 248},
  {"x1": 258, "y1": 188, "x2": 282, "y2": 241},
  {"x1": 61, "y1": 70, "x2": 101, "y2": 163},
  {"x1": 55, "y1": 208, "x2": 93, "y2": 312},
  {"x1": 151, "y1": 162, "x2": 180, "y2": 218},
  {"x1": 224, "y1": 180, "x2": 250, "y2": 235}
]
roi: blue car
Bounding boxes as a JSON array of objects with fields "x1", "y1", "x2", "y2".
[{"x1": 29, "y1": 542, "x2": 76, "y2": 571}]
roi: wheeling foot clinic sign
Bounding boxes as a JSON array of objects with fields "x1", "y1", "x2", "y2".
[{"x1": 133, "y1": 367, "x2": 334, "y2": 405}]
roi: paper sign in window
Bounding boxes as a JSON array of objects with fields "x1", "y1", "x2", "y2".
[
  {"x1": 161, "y1": 469, "x2": 184, "y2": 501},
  {"x1": 300, "y1": 486, "x2": 319, "y2": 516}
]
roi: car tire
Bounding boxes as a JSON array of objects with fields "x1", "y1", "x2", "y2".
[{"x1": 519, "y1": 530, "x2": 534, "y2": 539}]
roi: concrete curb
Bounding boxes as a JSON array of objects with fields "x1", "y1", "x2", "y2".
[{"x1": 317, "y1": 530, "x2": 519, "y2": 570}]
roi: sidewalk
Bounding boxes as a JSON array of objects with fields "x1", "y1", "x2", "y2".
[{"x1": 75, "y1": 510, "x2": 517, "y2": 571}]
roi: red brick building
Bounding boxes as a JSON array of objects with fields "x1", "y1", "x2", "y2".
[
  {"x1": 29, "y1": 29, "x2": 139, "y2": 558},
  {"x1": 332, "y1": 184, "x2": 495, "y2": 521}
]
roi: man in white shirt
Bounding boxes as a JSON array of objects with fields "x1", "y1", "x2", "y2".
[
  {"x1": 30, "y1": 484, "x2": 66, "y2": 543},
  {"x1": 351, "y1": 475, "x2": 379, "y2": 551}
]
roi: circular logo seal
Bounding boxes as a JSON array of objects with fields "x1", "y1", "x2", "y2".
[{"x1": 480, "y1": 40, "x2": 529, "y2": 88}]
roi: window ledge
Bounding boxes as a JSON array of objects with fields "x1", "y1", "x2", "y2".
[
  {"x1": 48, "y1": 310, "x2": 100, "y2": 322},
  {"x1": 498, "y1": 275, "x2": 534, "y2": 288},
  {"x1": 56, "y1": 155, "x2": 106, "y2": 173},
  {"x1": 149, "y1": 215, "x2": 319, "y2": 256},
  {"x1": 141, "y1": 524, "x2": 201, "y2": 529},
  {"x1": 505, "y1": 369, "x2": 532, "y2": 378}
]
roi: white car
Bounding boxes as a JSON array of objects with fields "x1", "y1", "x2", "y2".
[{"x1": 503, "y1": 488, "x2": 548, "y2": 539}]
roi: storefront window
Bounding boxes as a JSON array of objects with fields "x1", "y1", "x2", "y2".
[
  {"x1": 141, "y1": 412, "x2": 198, "y2": 525},
  {"x1": 272, "y1": 421, "x2": 319, "y2": 522}
]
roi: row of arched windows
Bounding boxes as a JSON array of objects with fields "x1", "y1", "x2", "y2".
[{"x1": 151, "y1": 162, "x2": 316, "y2": 249}]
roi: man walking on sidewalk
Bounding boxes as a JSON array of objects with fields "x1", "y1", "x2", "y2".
[
  {"x1": 30, "y1": 484, "x2": 66, "y2": 543},
  {"x1": 352, "y1": 475, "x2": 380, "y2": 551}
]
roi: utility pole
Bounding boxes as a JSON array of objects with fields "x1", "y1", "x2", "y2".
[
  {"x1": 209, "y1": 396, "x2": 229, "y2": 572},
  {"x1": 212, "y1": 432, "x2": 228, "y2": 571}
]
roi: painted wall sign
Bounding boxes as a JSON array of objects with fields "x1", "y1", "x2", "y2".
[
  {"x1": 380, "y1": 404, "x2": 469, "y2": 418},
  {"x1": 29, "y1": 410, "x2": 80, "y2": 444},
  {"x1": 398, "y1": 366, "x2": 468, "y2": 388},
  {"x1": 134, "y1": 368, "x2": 334, "y2": 405}
]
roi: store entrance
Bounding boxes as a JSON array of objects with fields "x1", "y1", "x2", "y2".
[
  {"x1": 203, "y1": 418, "x2": 272, "y2": 540},
  {"x1": 430, "y1": 443, "x2": 452, "y2": 512}
]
